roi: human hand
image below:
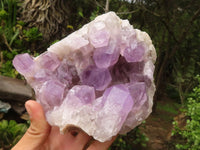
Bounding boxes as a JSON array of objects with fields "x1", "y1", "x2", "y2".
[{"x1": 12, "y1": 100, "x2": 116, "y2": 150}]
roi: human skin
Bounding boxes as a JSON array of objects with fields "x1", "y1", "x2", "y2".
[{"x1": 12, "y1": 100, "x2": 116, "y2": 150}]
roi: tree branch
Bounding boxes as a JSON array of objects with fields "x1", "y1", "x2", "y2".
[
  {"x1": 154, "y1": 6, "x2": 200, "y2": 105},
  {"x1": 0, "y1": 51, "x2": 3, "y2": 68},
  {"x1": 161, "y1": 20, "x2": 179, "y2": 43},
  {"x1": 139, "y1": 4, "x2": 161, "y2": 17},
  {"x1": 138, "y1": 4, "x2": 179, "y2": 43},
  {"x1": 105, "y1": 0, "x2": 110, "y2": 13},
  {"x1": 169, "y1": 6, "x2": 200, "y2": 58},
  {"x1": 94, "y1": 0, "x2": 105, "y2": 11},
  {"x1": 2, "y1": 34, "x2": 12, "y2": 52},
  {"x1": 116, "y1": 9, "x2": 140, "y2": 15}
]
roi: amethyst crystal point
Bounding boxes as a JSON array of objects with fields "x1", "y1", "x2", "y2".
[
  {"x1": 66, "y1": 85, "x2": 95, "y2": 106},
  {"x1": 12, "y1": 12, "x2": 157, "y2": 142},
  {"x1": 93, "y1": 41, "x2": 120, "y2": 68},
  {"x1": 94, "y1": 85, "x2": 134, "y2": 140},
  {"x1": 119, "y1": 82, "x2": 148, "y2": 134},
  {"x1": 12, "y1": 53, "x2": 35, "y2": 77},
  {"x1": 89, "y1": 21, "x2": 110, "y2": 48},
  {"x1": 123, "y1": 42, "x2": 146, "y2": 62},
  {"x1": 128, "y1": 82, "x2": 148, "y2": 109},
  {"x1": 56, "y1": 59, "x2": 73, "y2": 87},
  {"x1": 33, "y1": 69, "x2": 53, "y2": 83},
  {"x1": 39, "y1": 80, "x2": 65, "y2": 109},
  {"x1": 102, "y1": 85, "x2": 134, "y2": 122},
  {"x1": 36, "y1": 51, "x2": 61, "y2": 71},
  {"x1": 80, "y1": 66, "x2": 112, "y2": 91}
]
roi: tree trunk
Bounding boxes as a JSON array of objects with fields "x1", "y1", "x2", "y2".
[{"x1": 21, "y1": 0, "x2": 69, "y2": 43}]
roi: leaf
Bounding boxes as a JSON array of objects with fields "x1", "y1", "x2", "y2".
[
  {"x1": 8, "y1": 120, "x2": 17, "y2": 128},
  {"x1": 197, "y1": 62, "x2": 200, "y2": 66},
  {"x1": 78, "y1": 11, "x2": 84, "y2": 18},
  {"x1": 9, "y1": 28, "x2": 19, "y2": 46},
  {"x1": 67, "y1": 25, "x2": 74, "y2": 30},
  {"x1": 0, "y1": 120, "x2": 8, "y2": 130}
]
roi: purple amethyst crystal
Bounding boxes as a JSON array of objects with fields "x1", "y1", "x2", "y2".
[
  {"x1": 89, "y1": 21, "x2": 110, "y2": 48},
  {"x1": 39, "y1": 80, "x2": 66, "y2": 109},
  {"x1": 12, "y1": 53, "x2": 35, "y2": 77},
  {"x1": 66, "y1": 85, "x2": 95, "y2": 106},
  {"x1": 123, "y1": 42, "x2": 146, "y2": 63},
  {"x1": 93, "y1": 41, "x2": 120, "y2": 68},
  {"x1": 12, "y1": 12, "x2": 156, "y2": 142},
  {"x1": 80, "y1": 66, "x2": 112, "y2": 91},
  {"x1": 36, "y1": 51, "x2": 61, "y2": 71}
]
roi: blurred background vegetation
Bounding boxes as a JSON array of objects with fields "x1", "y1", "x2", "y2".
[{"x1": 0, "y1": 0, "x2": 200, "y2": 149}]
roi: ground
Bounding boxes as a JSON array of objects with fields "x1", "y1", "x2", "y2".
[{"x1": 140, "y1": 99, "x2": 181, "y2": 150}]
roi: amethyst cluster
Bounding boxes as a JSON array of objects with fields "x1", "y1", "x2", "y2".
[{"x1": 13, "y1": 12, "x2": 156, "y2": 142}]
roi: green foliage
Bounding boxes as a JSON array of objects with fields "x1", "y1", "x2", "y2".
[
  {"x1": 0, "y1": 120, "x2": 28, "y2": 149},
  {"x1": 0, "y1": 0, "x2": 43, "y2": 78},
  {"x1": 0, "y1": 48, "x2": 40, "y2": 78},
  {"x1": 23, "y1": 27, "x2": 42, "y2": 42},
  {"x1": 157, "y1": 102, "x2": 180, "y2": 115},
  {"x1": 0, "y1": 50, "x2": 19, "y2": 78},
  {"x1": 0, "y1": 9, "x2": 8, "y2": 20},
  {"x1": 0, "y1": 0, "x2": 17, "y2": 26},
  {"x1": 110, "y1": 122, "x2": 149, "y2": 150},
  {"x1": 0, "y1": 0, "x2": 18, "y2": 43},
  {"x1": 0, "y1": 0, "x2": 21, "y2": 50},
  {"x1": 89, "y1": 6, "x2": 100, "y2": 21},
  {"x1": 172, "y1": 75, "x2": 200, "y2": 150},
  {"x1": 51, "y1": 39, "x2": 59, "y2": 44},
  {"x1": 166, "y1": 84, "x2": 180, "y2": 101}
]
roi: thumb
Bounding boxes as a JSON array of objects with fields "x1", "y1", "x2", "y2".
[{"x1": 12, "y1": 100, "x2": 50, "y2": 150}]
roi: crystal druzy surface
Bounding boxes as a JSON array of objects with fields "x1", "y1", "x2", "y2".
[{"x1": 13, "y1": 12, "x2": 156, "y2": 142}]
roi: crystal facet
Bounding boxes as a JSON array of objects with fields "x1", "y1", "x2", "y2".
[{"x1": 80, "y1": 66, "x2": 112, "y2": 91}]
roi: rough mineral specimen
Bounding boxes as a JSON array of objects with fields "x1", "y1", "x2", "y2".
[{"x1": 13, "y1": 12, "x2": 156, "y2": 142}]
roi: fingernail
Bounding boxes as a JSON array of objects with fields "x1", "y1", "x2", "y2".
[{"x1": 25, "y1": 102, "x2": 32, "y2": 119}]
